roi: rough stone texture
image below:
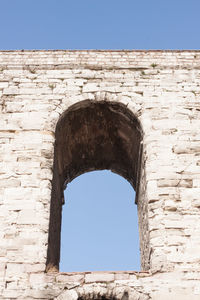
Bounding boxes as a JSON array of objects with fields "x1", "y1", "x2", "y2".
[{"x1": 0, "y1": 50, "x2": 200, "y2": 299}]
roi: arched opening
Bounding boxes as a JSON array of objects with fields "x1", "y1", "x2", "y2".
[
  {"x1": 60, "y1": 170, "x2": 140, "y2": 272},
  {"x1": 46, "y1": 100, "x2": 144, "y2": 272}
]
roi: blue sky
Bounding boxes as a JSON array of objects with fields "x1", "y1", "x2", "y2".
[
  {"x1": 0, "y1": 0, "x2": 200, "y2": 50},
  {"x1": 61, "y1": 171, "x2": 139, "y2": 272},
  {"x1": 1, "y1": 0, "x2": 199, "y2": 272}
]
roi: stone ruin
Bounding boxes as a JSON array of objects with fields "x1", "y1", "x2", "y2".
[{"x1": 0, "y1": 50, "x2": 200, "y2": 299}]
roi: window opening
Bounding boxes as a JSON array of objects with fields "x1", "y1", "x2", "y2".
[
  {"x1": 60, "y1": 170, "x2": 140, "y2": 272},
  {"x1": 46, "y1": 100, "x2": 148, "y2": 272}
]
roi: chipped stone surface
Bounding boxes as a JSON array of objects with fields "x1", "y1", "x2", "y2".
[{"x1": 0, "y1": 50, "x2": 200, "y2": 299}]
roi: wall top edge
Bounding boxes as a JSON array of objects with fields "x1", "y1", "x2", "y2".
[{"x1": 0, "y1": 49, "x2": 200, "y2": 53}]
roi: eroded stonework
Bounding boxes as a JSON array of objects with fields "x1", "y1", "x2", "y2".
[{"x1": 0, "y1": 50, "x2": 200, "y2": 299}]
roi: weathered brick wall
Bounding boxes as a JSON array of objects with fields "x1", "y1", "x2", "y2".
[{"x1": 0, "y1": 50, "x2": 200, "y2": 299}]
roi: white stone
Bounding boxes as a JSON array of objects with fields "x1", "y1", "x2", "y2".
[{"x1": 0, "y1": 50, "x2": 200, "y2": 299}]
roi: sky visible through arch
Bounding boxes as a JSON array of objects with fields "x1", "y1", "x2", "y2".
[
  {"x1": 1, "y1": 0, "x2": 199, "y2": 271},
  {"x1": 60, "y1": 171, "x2": 140, "y2": 272}
]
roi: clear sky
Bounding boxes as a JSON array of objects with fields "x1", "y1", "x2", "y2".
[
  {"x1": 61, "y1": 171, "x2": 139, "y2": 272},
  {"x1": 1, "y1": 0, "x2": 199, "y2": 272},
  {"x1": 0, "y1": 0, "x2": 200, "y2": 50}
]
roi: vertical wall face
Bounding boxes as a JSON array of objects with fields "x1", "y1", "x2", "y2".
[
  {"x1": 137, "y1": 147, "x2": 150, "y2": 271},
  {"x1": 0, "y1": 50, "x2": 200, "y2": 299}
]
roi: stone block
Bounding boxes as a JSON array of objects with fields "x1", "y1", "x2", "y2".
[
  {"x1": 6, "y1": 263, "x2": 25, "y2": 277},
  {"x1": 17, "y1": 209, "x2": 37, "y2": 225},
  {"x1": 85, "y1": 272, "x2": 115, "y2": 283},
  {"x1": 25, "y1": 264, "x2": 46, "y2": 273},
  {"x1": 56, "y1": 273, "x2": 84, "y2": 283},
  {"x1": 29, "y1": 273, "x2": 46, "y2": 285}
]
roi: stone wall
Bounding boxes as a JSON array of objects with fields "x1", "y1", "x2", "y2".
[{"x1": 0, "y1": 50, "x2": 200, "y2": 299}]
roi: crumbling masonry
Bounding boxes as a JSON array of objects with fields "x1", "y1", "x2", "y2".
[{"x1": 0, "y1": 50, "x2": 200, "y2": 299}]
